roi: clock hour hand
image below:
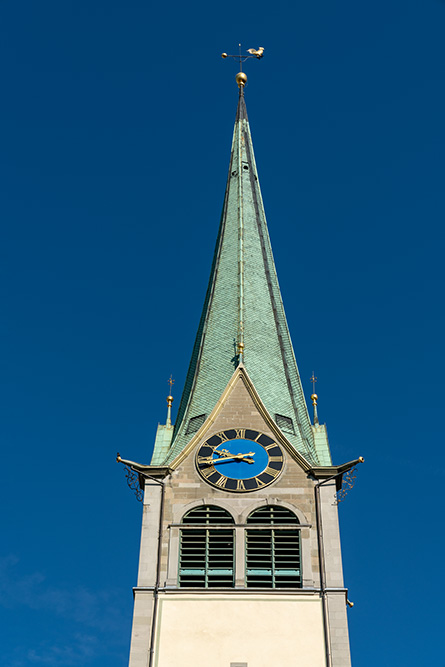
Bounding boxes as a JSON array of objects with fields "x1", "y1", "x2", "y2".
[
  {"x1": 211, "y1": 452, "x2": 255, "y2": 464},
  {"x1": 217, "y1": 448, "x2": 234, "y2": 458}
]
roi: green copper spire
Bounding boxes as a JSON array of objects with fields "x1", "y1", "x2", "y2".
[{"x1": 152, "y1": 89, "x2": 331, "y2": 467}]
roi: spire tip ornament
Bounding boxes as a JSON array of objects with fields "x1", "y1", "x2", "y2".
[
  {"x1": 236, "y1": 72, "x2": 248, "y2": 89},
  {"x1": 222, "y1": 43, "x2": 265, "y2": 90}
]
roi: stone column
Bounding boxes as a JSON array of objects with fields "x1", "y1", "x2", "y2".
[
  {"x1": 128, "y1": 479, "x2": 163, "y2": 667},
  {"x1": 319, "y1": 480, "x2": 351, "y2": 667},
  {"x1": 235, "y1": 526, "x2": 245, "y2": 587}
]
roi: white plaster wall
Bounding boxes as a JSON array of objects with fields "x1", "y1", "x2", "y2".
[{"x1": 154, "y1": 594, "x2": 326, "y2": 667}]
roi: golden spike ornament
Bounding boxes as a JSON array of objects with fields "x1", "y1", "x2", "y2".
[
  {"x1": 310, "y1": 372, "x2": 319, "y2": 425},
  {"x1": 166, "y1": 375, "x2": 175, "y2": 426}
]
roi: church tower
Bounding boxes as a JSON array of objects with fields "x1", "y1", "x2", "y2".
[{"x1": 118, "y1": 64, "x2": 362, "y2": 667}]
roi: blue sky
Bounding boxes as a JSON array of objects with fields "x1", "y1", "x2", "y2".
[{"x1": 1, "y1": 0, "x2": 444, "y2": 665}]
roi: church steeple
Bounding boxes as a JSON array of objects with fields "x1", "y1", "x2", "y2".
[
  {"x1": 151, "y1": 85, "x2": 331, "y2": 467},
  {"x1": 122, "y1": 64, "x2": 360, "y2": 667}
]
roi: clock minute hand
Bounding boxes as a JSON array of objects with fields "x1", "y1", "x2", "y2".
[
  {"x1": 233, "y1": 451, "x2": 255, "y2": 462},
  {"x1": 214, "y1": 450, "x2": 255, "y2": 459},
  {"x1": 212, "y1": 453, "x2": 255, "y2": 464}
]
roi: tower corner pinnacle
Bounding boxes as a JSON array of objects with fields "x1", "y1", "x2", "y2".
[
  {"x1": 310, "y1": 372, "x2": 319, "y2": 426},
  {"x1": 150, "y1": 377, "x2": 175, "y2": 465},
  {"x1": 166, "y1": 375, "x2": 174, "y2": 427}
]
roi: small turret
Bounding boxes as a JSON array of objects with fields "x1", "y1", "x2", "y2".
[{"x1": 150, "y1": 377, "x2": 175, "y2": 464}]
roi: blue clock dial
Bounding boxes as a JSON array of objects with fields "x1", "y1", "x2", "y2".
[
  {"x1": 211, "y1": 439, "x2": 269, "y2": 479},
  {"x1": 196, "y1": 429, "x2": 284, "y2": 493}
]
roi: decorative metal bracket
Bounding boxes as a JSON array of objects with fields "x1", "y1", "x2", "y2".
[
  {"x1": 334, "y1": 466, "x2": 358, "y2": 504},
  {"x1": 123, "y1": 465, "x2": 143, "y2": 502}
]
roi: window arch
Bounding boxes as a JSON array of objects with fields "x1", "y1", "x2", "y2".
[
  {"x1": 179, "y1": 505, "x2": 235, "y2": 588},
  {"x1": 246, "y1": 505, "x2": 301, "y2": 588}
]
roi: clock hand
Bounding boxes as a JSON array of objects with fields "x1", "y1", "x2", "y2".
[
  {"x1": 211, "y1": 453, "x2": 255, "y2": 464},
  {"x1": 213, "y1": 449, "x2": 255, "y2": 458},
  {"x1": 215, "y1": 448, "x2": 232, "y2": 458}
]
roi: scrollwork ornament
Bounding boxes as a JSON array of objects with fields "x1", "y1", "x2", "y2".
[
  {"x1": 335, "y1": 466, "x2": 357, "y2": 505},
  {"x1": 124, "y1": 465, "x2": 143, "y2": 502}
]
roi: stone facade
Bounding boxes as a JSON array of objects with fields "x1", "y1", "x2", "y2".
[{"x1": 127, "y1": 370, "x2": 351, "y2": 667}]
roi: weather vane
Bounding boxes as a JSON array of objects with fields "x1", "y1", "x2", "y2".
[
  {"x1": 310, "y1": 372, "x2": 318, "y2": 394},
  {"x1": 168, "y1": 375, "x2": 175, "y2": 393},
  {"x1": 222, "y1": 44, "x2": 264, "y2": 89}
]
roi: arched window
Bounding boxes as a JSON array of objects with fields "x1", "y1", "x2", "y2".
[
  {"x1": 246, "y1": 506, "x2": 301, "y2": 588},
  {"x1": 179, "y1": 505, "x2": 235, "y2": 588}
]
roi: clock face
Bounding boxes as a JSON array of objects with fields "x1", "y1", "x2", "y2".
[{"x1": 195, "y1": 428, "x2": 284, "y2": 493}]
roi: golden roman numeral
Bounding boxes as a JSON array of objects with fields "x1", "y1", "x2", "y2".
[
  {"x1": 268, "y1": 456, "x2": 283, "y2": 463},
  {"x1": 197, "y1": 456, "x2": 213, "y2": 465},
  {"x1": 236, "y1": 479, "x2": 246, "y2": 491},
  {"x1": 265, "y1": 443, "x2": 277, "y2": 451},
  {"x1": 216, "y1": 431, "x2": 229, "y2": 442},
  {"x1": 234, "y1": 428, "x2": 246, "y2": 440},
  {"x1": 265, "y1": 466, "x2": 280, "y2": 478},
  {"x1": 215, "y1": 475, "x2": 228, "y2": 488},
  {"x1": 201, "y1": 466, "x2": 215, "y2": 478},
  {"x1": 255, "y1": 476, "x2": 266, "y2": 487}
]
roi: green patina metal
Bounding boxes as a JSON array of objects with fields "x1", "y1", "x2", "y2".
[
  {"x1": 151, "y1": 92, "x2": 331, "y2": 467},
  {"x1": 151, "y1": 421, "x2": 174, "y2": 464}
]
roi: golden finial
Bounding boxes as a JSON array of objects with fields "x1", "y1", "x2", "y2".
[
  {"x1": 310, "y1": 372, "x2": 319, "y2": 425},
  {"x1": 235, "y1": 72, "x2": 248, "y2": 89},
  {"x1": 221, "y1": 43, "x2": 265, "y2": 89},
  {"x1": 166, "y1": 375, "x2": 174, "y2": 426},
  {"x1": 167, "y1": 375, "x2": 174, "y2": 407}
]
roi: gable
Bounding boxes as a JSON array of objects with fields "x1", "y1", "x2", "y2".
[{"x1": 168, "y1": 365, "x2": 312, "y2": 473}]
